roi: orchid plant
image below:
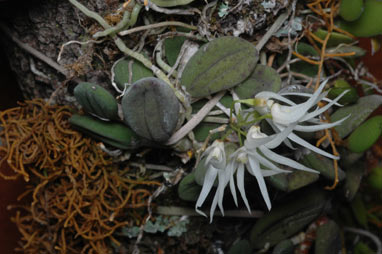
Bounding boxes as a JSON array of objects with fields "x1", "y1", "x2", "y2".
[{"x1": 195, "y1": 79, "x2": 349, "y2": 221}]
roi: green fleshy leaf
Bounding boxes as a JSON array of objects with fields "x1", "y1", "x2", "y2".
[{"x1": 181, "y1": 36, "x2": 258, "y2": 98}]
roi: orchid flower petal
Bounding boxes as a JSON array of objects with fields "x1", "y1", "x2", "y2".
[
  {"x1": 259, "y1": 146, "x2": 318, "y2": 173},
  {"x1": 247, "y1": 157, "x2": 272, "y2": 210},
  {"x1": 288, "y1": 132, "x2": 339, "y2": 160},
  {"x1": 301, "y1": 90, "x2": 348, "y2": 121},
  {"x1": 236, "y1": 163, "x2": 251, "y2": 212},
  {"x1": 255, "y1": 91, "x2": 296, "y2": 105},
  {"x1": 195, "y1": 166, "x2": 218, "y2": 217},
  {"x1": 294, "y1": 115, "x2": 350, "y2": 132}
]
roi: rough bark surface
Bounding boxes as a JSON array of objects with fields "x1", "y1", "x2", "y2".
[{"x1": 0, "y1": 0, "x2": 118, "y2": 101}]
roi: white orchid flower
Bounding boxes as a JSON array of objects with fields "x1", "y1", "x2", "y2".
[
  {"x1": 225, "y1": 126, "x2": 317, "y2": 212},
  {"x1": 195, "y1": 140, "x2": 227, "y2": 220},
  {"x1": 254, "y1": 79, "x2": 350, "y2": 159}
]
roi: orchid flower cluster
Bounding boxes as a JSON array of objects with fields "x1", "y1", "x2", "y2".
[{"x1": 195, "y1": 80, "x2": 349, "y2": 221}]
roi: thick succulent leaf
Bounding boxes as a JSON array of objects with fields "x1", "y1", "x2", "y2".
[
  {"x1": 339, "y1": 0, "x2": 382, "y2": 37},
  {"x1": 250, "y1": 189, "x2": 328, "y2": 249},
  {"x1": 300, "y1": 151, "x2": 346, "y2": 181},
  {"x1": 150, "y1": 0, "x2": 195, "y2": 7},
  {"x1": 313, "y1": 28, "x2": 354, "y2": 47},
  {"x1": 122, "y1": 77, "x2": 180, "y2": 143},
  {"x1": 331, "y1": 95, "x2": 382, "y2": 138},
  {"x1": 342, "y1": 161, "x2": 364, "y2": 201},
  {"x1": 347, "y1": 116, "x2": 382, "y2": 153},
  {"x1": 234, "y1": 64, "x2": 281, "y2": 99},
  {"x1": 181, "y1": 36, "x2": 258, "y2": 98},
  {"x1": 339, "y1": 0, "x2": 364, "y2": 21},
  {"x1": 227, "y1": 240, "x2": 252, "y2": 254},
  {"x1": 74, "y1": 82, "x2": 118, "y2": 120},
  {"x1": 268, "y1": 170, "x2": 319, "y2": 192},
  {"x1": 368, "y1": 165, "x2": 382, "y2": 191},
  {"x1": 315, "y1": 220, "x2": 341, "y2": 254},
  {"x1": 69, "y1": 114, "x2": 141, "y2": 149},
  {"x1": 178, "y1": 172, "x2": 202, "y2": 202},
  {"x1": 113, "y1": 58, "x2": 153, "y2": 91}
]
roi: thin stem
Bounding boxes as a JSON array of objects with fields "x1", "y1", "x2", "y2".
[{"x1": 119, "y1": 21, "x2": 197, "y2": 36}]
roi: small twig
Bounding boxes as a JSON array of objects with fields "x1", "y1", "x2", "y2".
[
  {"x1": 166, "y1": 91, "x2": 225, "y2": 145},
  {"x1": 119, "y1": 21, "x2": 197, "y2": 36},
  {"x1": 57, "y1": 39, "x2": 105, "y2": 62},
  {"x1": 255, "y1": 12, "x2": 289, "y2": 52}
]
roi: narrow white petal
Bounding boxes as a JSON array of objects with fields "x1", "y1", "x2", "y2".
[
  {"x1": 294, "y1": 115, "x2": 350, "y2": 132},
  {"x1": 288, "y1": 132, "x2": 339, "y2": 160},
  {"x1": 279, "y1": 92, "x2": 341, "y2": 106},
  {"x1": 226, "y1": 160, "x2": 238, "y2": 206},
  {"x1": 301, "y1": 90, "x2": 349, "y2": 121},
  {"x1": 217, "y1": 170, "x2": 226, "y2": 216},
  {"x1": 236, "y1": 164, "x2": 251, "y2": 212},
  {"x1": 247, "y1": 157, "x2": 272, "y2": 210},
  {"x1": 255, "y1": 91, "x2": 296, "y2": 105},
  {"x1": 261, "y1": 168, "x2": 289, "y2": 176},
  {"x1": 260, "y1": 147, "x2": 318, "y2": 173},
  {"x1": 268, "y1": 120, "x2": 295, "y2": 149},
  {"x1": 265, "y1": 123, "x2": 296, "y2": 149},
  {"x1": 195, "y1": 166, "x2": 218, "y2": 217},
  {"x1": 248, "y1": 151, "x2": 289, "y2": 174},
  {"x1": 209, "y1": 192, "x2": 218, "y2": 223}
]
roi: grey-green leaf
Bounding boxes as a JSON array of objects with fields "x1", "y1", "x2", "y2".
[
  {"x1": 69, "y1": 114, "x2": 141, "y2": 149},
  {"x1": 315, "y1": 220, "x2": 341, "y2": 254},
  {"x1": 181, "y1": 36, "x2": 258, "y2": 98},
  {"x1": 74, "y1": 82, "x2": 119, "y2": 121},
  {"x1": 331, "y1": 95, "x2": 382, "y2": 138},
  {"x1": 122, "y1": 77, "x2": 180, "y2": 143},
  {"x1": 113, "y1": 58, "x2": 153, "y2": 91},
  {"x1": 234, "y1": 64, "x2": 281, "y2": 99},
  {"x1": 178, "y1": 172, "x2": 202, "y2": 202}
]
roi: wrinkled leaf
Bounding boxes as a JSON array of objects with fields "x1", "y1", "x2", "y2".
[
  {"x1": 234, "y1": 64, "x2": 281, "y2": 99},
  {"x1": 315, "y1": 220, "x2": 341, "y2": 254},
  {"x1": 122, "y1": 77, "x2": 180, "y2": 143},
  {"x1": 74, "y1": 82, "x2": 119, "y2": 121},
  {"x1": 250, "y1": 189, "x2": 329, "y2": 249},
  {"x1": 181, "y1": 36, "x2": 258, "y2": 97},
  {"x1": 331, "y1": 95, "x2": 382, "y2": 138},
  {"x1": 113, "y1": 58, "x2": 153, "y2": 90}
]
